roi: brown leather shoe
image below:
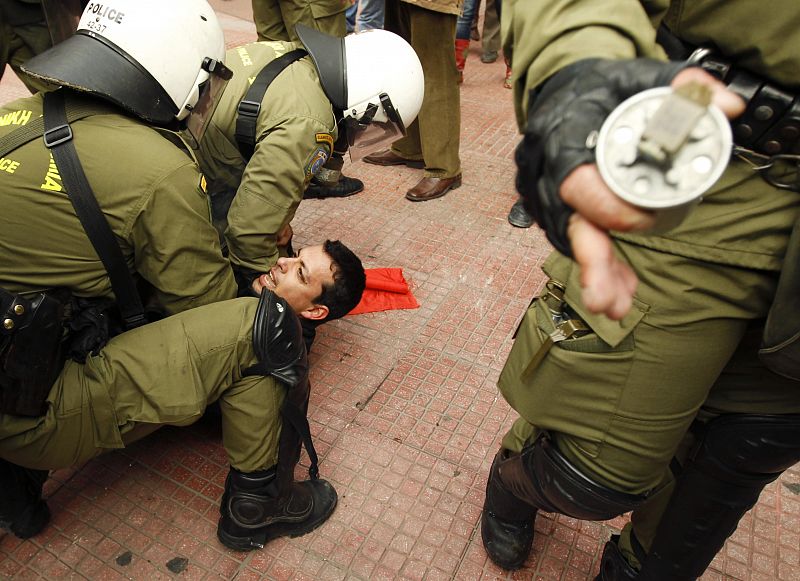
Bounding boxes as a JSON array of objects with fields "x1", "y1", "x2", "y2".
[
  {"x1": 363, "y1": 149, "x2": 425, "y2": 169},
  {"x1": 405, "y1": 175, "x2": 462, "y2": 202}
]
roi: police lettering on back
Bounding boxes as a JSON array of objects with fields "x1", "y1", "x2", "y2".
[{"x1": 85, "y1": 3, "x2": 125, "y2": 24}]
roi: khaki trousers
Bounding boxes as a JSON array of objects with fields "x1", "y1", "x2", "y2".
[
  {"x1": 253, "y1": 0, "x2": 347, "y2": 42},
  {"x1": 384, "y1": 1, "x2": 462, "y2": 178},
  {"x1": 0, "y1": 299, "x2": 285, "y2": 474}
]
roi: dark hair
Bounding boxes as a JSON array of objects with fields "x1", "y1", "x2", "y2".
[{"x1": 314, "y1": 239, "x2": 365, "y2": 323}]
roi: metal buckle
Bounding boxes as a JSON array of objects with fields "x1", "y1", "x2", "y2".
[{"x1": 43, "y1": 123, "x2": 73, "y2": 148}]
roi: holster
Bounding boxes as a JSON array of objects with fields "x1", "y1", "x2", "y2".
[{"x1": 0, "y1": 288, "x2": 67, "y2": 417}]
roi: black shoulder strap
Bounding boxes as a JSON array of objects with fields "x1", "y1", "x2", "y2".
[
  {"x1": 42, "y1": 90, "x2": 146, "y2": 330},
  {"x1": 234, "y1": 48, "x2": 307, "y2": 160},
  {"x1": 0, "y1": 97, "x2": 109, "y2": 159}
]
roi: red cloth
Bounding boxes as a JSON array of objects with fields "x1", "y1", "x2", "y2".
[{"x1": 347, "y1": 268, "x2": 419, "y2": 315}]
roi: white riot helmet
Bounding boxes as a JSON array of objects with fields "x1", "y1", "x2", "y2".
[
  {"x1": 296, "y1": 25, "x2": 424, "y2": 160},
  {"x1": 22, "y1": 0, "x2": 232, "y2": 126}
]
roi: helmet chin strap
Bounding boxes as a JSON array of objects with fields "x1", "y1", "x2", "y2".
[
  {"x1": 358, "y1": 102, "x2": 379, "y2": 126},
  {"x1": 379, "y1": 92, "x2": 405, "y2": 134}
]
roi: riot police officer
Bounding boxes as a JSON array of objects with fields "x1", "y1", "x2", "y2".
[
  {"x1": 194, "y1": 25, "x2": 424, "y2": 290},
  {"x1": 481, "y1": 1, "x2": 800, "y2": 579},
  {"x1": 250, "y1": 0, "x2": 363, "y2": 200},
  {"x1": 0, "y1": 0, "x2": 366, "y2": 550}
]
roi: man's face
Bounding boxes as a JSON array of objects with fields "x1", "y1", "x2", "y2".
[{"x1": 252, "y1": 245, "x2": 335, "y2": 320}]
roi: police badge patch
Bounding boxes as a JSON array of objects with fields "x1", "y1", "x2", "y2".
[{"x1": 304, "y1": 146, "x2": 330, "y2": 179}]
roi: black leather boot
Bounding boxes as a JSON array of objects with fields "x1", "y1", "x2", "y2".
[
  {"x1": 480, "y1": 449, "x2": 537, "y2": 570},
  {"x1": 0, "y1": 458, "x2": 50, "y2": 539},
  {"x1": 303, "y1": 175, "x2": 364, "y2": 199},
  {"x1": 507, "y1": 198, "x2": 534, "y2": 228},
  {"x1": 217, "y1": 466, "x2": 338, "y2": 551},
  {"x1": 595, "y1": 535, "x2": 639, "y2": 580}
]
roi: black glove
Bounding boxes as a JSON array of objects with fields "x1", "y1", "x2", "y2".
[
  {"x1": 515, "y1": 58, "x2": 685, "y2": 257},
  {"x1": 244, "y1": 289, "x2": 308, "y2": 388},
  {"x1": 233, "y1": 266, "x2": 260, "y2": 298}
]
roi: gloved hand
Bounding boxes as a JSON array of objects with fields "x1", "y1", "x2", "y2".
[
  {"x1": 244, "y1": 289, "x2": 308, "y2": 388},
  {"x1": 233, "y1": 265, "x2": 260, "y2": 298},
  {"x1": 515, "y1": 58, "x2": 685, "y2": 257}
]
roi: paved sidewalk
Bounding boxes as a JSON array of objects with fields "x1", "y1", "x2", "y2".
[{"x1": 1, "y1": 3, "x2": 799, "y2": 580}]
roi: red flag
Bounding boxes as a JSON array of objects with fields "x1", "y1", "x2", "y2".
[{"x1": 347, "y1": 268, "x2": 419, "y2": 315}]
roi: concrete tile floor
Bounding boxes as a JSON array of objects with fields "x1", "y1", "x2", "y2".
[{"x1": 2, "y1": 3, "x2": 799, "y2": 579}]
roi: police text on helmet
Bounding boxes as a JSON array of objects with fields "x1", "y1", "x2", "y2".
[{"x1": 85, "y1": 3, "x2": 124, "y2": 24}]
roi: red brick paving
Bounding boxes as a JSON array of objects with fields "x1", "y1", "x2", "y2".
[{"x1": 2, "y1": 2, "x2": 799, "y2": 579}]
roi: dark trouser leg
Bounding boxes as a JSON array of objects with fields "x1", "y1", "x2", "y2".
[
  {"x1": 0, "y1": 458, "x2": 50, "y2": 539},
  {"x1": 482, "y1": 432, "x2": 647, "y2": 570},
  {"x1": 597, "y1": 415, "x2": 800, "y2": 580},
  {"x1": 644, "y1": 414, "x2": 800, "y2": 580}
]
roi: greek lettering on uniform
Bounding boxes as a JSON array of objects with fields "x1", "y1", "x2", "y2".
[
  {"x1": 40, "y1": 155, "x2": 63, "y2": 192},
  {"x1": 0, "y1": 110, "x2": 33, "y2": 127},
  {"x1": 0, "y1": 158, "x2": 20, "y2": 174}
]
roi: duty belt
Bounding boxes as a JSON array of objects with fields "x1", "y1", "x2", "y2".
[{"x1": 658, "y1": 26, "x2": 800, "y2": 191}]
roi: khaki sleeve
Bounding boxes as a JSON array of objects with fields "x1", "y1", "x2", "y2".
[
  {"x1": 219, "y1": 375, "x2": 286, "y2": 472},
  {"x1": 506, "y1": 0, "x2": 669, "y2": 129},
  {"x1": 130, "y1": 162, "x2": 238, "y2": 314},
  {"x1": 224, "y1": 116, "x2": 334, "y2": 273}
]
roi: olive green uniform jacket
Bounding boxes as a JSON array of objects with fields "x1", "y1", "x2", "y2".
[
  {"x1": 195, "y1": 41, "x2": 337, "y2": 275},
  {"x1": 505, "y1": 0, "x2": 799, "y2": 272},
  {"x1": 0, "y1": 92, "x2": 236, "y2": 310},
  {"x1": 499, "y1": 0, "x2": 800, "y2": 550},
  {"x1": 0, "y1": 92, "x2": 285, "y2": 474}
]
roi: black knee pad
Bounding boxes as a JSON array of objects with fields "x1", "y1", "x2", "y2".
[
  {"x1": 639, "y1": 413, "x2": 800, "y2": 581},
  {"x1": 692, "y1": 413, "x2": 800, "y2": 484},
  {"x1": 520, "y1": 432, "x2": 649, "y2": 521}
]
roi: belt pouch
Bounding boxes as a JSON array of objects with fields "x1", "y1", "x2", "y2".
[{"x1": 0, "y1": 289, "x2": 66, "y2": 416}]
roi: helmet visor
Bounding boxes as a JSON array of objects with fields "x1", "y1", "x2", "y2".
[
  {"x1": 345, "y1": 93, "x2": 406, "y2": 161},
  {"x1": 185, "y1": 58, "x2": 232, "y2": 146},
  {"x1": 41, "y1": 0, "x2": 82, "y2": 45}
]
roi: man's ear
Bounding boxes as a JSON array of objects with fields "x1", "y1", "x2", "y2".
[{"x1": 298, "y1": 304, "x2": 329, "y2": 321}]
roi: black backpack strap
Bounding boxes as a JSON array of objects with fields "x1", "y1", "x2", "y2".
[
  {"x1": 234, "y1": 48, "x2": 307, "y2": 160},
  {"x1": 42, "y1": 90, "x2": 146, "y2": 330}
]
